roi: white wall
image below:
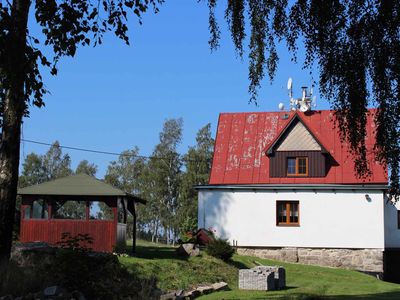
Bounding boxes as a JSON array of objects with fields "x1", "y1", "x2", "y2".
[
  {"x1": 198, "y1": 189, "x2": 385, "y2": 249},
  {"x1": 384, "y1": 198, "x2": 400, "y2": 248}
]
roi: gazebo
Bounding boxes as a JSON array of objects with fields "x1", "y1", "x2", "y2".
[{"x1": 18, "y1": 173, "x2": 145, "y2": 253}]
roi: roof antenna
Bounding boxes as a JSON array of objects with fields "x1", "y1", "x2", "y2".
[
  {"x1": 285, "y1": 78, "x2": 317, "y2": 112},
  {"x1": 311, "y1": 86, "x2": 317, "y2": 108},
  {"x1": 287, "y1": 77, "x2": 293, "y2": 99}
]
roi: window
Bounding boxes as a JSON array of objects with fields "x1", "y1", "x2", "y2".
[
  {"x1": 276, "y1": 201, "x2": 299, "y2": 226},
  {"x1": 287, "y1": 157, "x2": 308, "y2": 176},
  {"x1": 31, "y1": 199, "x2": 48, "y2": 219},
  {"x1": 89, "y1": 201, "x2": 114, "y2": 220},
  {"x1": 24, "y1": 206, "x2": 31, "y2": 219},
  {"x1": 52, "y1": 200, "x2": 86, "y2": 220}
]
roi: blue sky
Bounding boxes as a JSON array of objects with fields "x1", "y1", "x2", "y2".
[{"x1": 21, "y1": 0, "x2": 330, "y2": 178}]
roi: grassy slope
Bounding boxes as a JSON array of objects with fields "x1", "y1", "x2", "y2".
[
  {"x1": 120, "y1": 240, "x2": 237, "y2": 291},
  {"x1": 120, "y1": 241, "x2": 400, "y2": 299}
]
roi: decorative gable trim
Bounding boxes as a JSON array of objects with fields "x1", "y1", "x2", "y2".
[{"x1": 265, "y1": 113, "x2": 328, "y2": 156}]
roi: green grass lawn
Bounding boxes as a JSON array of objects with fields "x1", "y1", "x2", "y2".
[
  {"x1": 120, "y1": 240, "x2": 400, "y2": 299},
  {"x1": 120, "y1": 240, "x2": 238, "y2": 291}
]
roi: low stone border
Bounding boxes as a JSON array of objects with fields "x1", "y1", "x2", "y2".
[{"x1": 160, "y1": 282, "x2": 228, "y2": 300}]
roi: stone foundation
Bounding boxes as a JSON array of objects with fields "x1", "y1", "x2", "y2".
[{"x1": 237, "y1": 247, "x2": 383, "y2": 274}]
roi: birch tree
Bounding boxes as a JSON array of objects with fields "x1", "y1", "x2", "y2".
[
  {"x1": 141, "y1": 118, "x2": 183, "y2": 244},
  {"x1": 178, "y1": 123, "x2": 214, "y2": 233}
]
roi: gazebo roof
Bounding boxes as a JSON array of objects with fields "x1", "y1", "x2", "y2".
[{"x1": 18, "y1": 173, "x2": 146, "y2": 203}]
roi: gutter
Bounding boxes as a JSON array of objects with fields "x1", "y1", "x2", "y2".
[{"x1": 194, "y1": 184, "x2": 388, "y2": 191}]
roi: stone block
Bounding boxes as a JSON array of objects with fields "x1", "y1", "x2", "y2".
[
  {"x1": 211, "y1": 281, "x2": 228, "y2": 291},
  {"x1": 281, "y1": 248, "x2": 298, "y2": 263},
  {"x1": 160, "y1": 292, "x2": 176, "y2": 300},
  {"x1": 43, "y1": 286, "x2": 66, "y2": 297},
  {"x1": 176, "y1": 291, "x2": 192, "y2": 300},
  {"x1": 176, "y1": 243, "x2": 200, "y2": 257},
  {"x1": 239, "y1": 268, "x2": 275, "y2": 290},
  {"x1": 252, "y1": 266, "x2": 286, "y2": 289},
  {"x1": 196, "y1": 286, "x2": 213, "y2": 295}
]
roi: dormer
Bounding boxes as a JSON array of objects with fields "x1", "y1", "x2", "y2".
[{"x1": 266, "y1": 114, "x2": 330, "y2": 178}]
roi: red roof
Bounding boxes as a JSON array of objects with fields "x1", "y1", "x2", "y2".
[{"x1": 209, "y1": 109, "x2": 387, "y2": 185}]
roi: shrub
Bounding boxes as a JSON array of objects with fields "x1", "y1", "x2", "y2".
[
  {"x1": 57, "y1": 232, "x2": 93, "y2": 252},
  {"x1": 196, "y1": 228, "x2": 216, "y2": 246},
  {"x1": 179, "y1": 231, "x2": 196, "y2": 244},
  {"x1": 206, "y1": 238, "x2": 235, "y2": 261}
]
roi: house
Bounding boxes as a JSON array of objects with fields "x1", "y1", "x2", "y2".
[
  {"x1": 197, "y1": 109, "x2": 400, "y2": 279},
  {"x1": 18, "y1": 173, "x2": 145, "y2": 253}
]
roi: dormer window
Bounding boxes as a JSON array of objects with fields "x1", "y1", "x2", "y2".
[
  {"x1": 266, "y1": 115, "x2": 331, "y2": 178},
  {"x1": 287, "y1": 157, "x2": 308, "y2": 176}
]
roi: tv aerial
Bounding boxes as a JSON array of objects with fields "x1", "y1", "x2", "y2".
[
  {"x1": 287, "y1": 77, "x2": 293, "y2": 98},
  {"x1": 281, "y1": 78, "x2": 316, "y2": 112}
]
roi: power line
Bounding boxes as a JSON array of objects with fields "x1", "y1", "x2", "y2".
[
  {"x1": 21, "y1": 138, "x2": 165, "y2": 160},
  {"x1": 20, "y1": 139, "x2": 210, "y2": 164}
]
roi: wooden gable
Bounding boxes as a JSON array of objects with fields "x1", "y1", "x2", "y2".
[{"x1": 276, "y1": 121, "x2": 321, "y2": 151}]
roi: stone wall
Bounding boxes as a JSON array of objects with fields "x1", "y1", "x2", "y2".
[{"x1": 237, "y1": 247, "x2": 383, "y2": 274}]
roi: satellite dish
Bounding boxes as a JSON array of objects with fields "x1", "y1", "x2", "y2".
[
  {"x1": 278, "y1": 103, "x2": 285, "y2": 111},
  {"x1": 299, "y1": 102, "x2": 309, "y2": 112},
  {"x1": 287, "y1": 77, "x2": 293, "y2": 90}
]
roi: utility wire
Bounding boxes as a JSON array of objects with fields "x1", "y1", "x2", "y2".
[
  {"x1": 21, "y1": 138, "x2": 157, "y2": 159},
  {"x1": 20, "y1": 138, "x2": 198, "y2": 162}
]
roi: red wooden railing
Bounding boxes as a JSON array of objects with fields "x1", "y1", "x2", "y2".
[{"x1": 20, "y1": 219, "x2": 116, "y2": 252}]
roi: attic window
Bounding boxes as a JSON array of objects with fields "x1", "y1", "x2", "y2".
[{"x1": 287, "y1": 157, "x2": 308, "y2": 176}]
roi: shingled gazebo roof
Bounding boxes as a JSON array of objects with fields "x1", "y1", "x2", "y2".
[{"x1": 18, "y1": 173, "x2": 146, "y2": 204}]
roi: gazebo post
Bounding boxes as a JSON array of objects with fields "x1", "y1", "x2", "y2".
[
  {"x1": 48, "y1": 197, "x2": 52, "y2": 220},
  {"x1": 85, "y1": 200, "x2": 90, "y2": 221},
  {"x1": 131, "y1": 201, "x2": 137, "y2": 255}
]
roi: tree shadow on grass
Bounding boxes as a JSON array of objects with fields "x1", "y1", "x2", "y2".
[
  {"x1": 133, "y1": 244, "x2": 188, "y2": 260},
  {"x1": 267, "y1": 291, "x2": 400, "y2": 300},
  {"x1": 228, "y1": 259, "x2": 249, "y2": 270},
  {"x1": 321, "y1": 291, "x2": 400, "y2": 300},
  {"x1": 225, "y1": 291, "x2": 400, "y2": 300}
]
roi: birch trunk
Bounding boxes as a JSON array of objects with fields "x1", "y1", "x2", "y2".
[{"x1": 0, "y1": 0, "x2": 31, "y2": 262}]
